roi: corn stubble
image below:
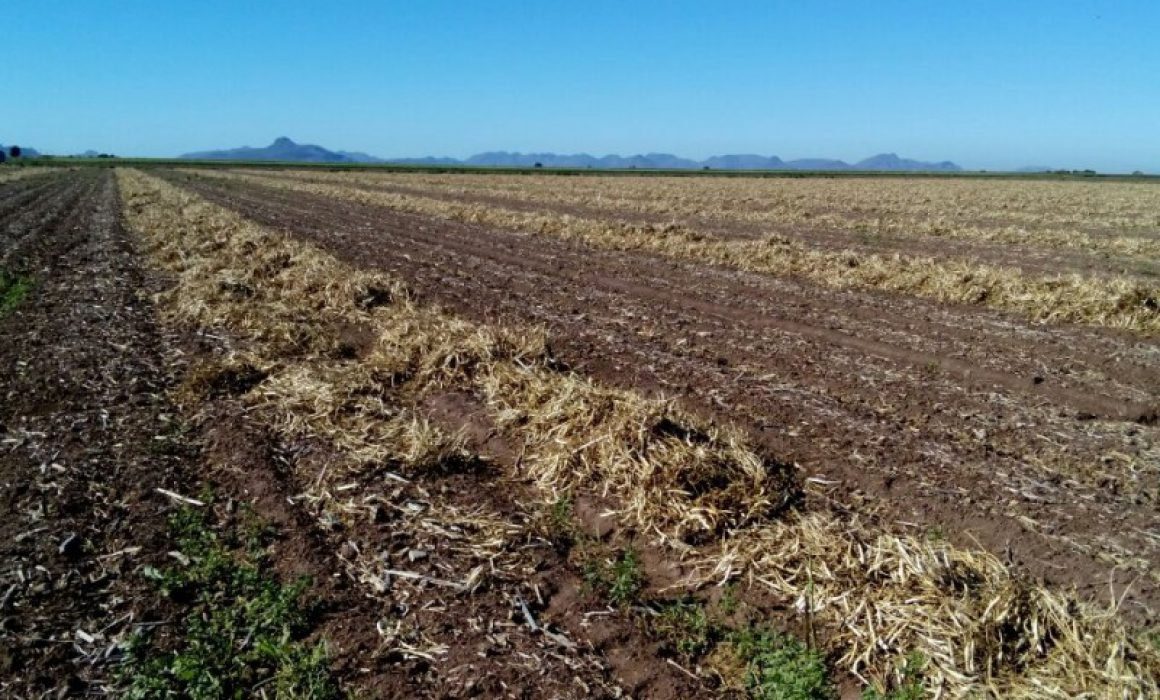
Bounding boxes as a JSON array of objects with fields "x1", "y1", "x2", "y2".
[{"x1": 119, "y1": 168, "x2": 1159, "y2": 698}]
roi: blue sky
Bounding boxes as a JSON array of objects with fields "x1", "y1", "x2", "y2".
[{"x1": 3, "y1": 1, "x2": 1158, "y2": 171}]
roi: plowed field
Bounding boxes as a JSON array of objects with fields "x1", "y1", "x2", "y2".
[
  {"x1": 2, "y1": 166, "x2": 1157, "y2": 698},
  {"x1": 164, "y1": 169, "x2": 1160, "y2": 616}
]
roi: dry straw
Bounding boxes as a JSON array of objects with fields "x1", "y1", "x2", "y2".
[
  {"x1": 481, "y1": 362, "x2": 796, "y2": 545},
  {"x1": 210, "y1": 169, "x2": 1160, "y2": 334},
  {"x1": 119, "y1": 168, "x2": 1160, "y2": 697},
  {"x1": 121, "y1": 168, "x2": 516, "y2": 619},
  {"x1": 0, "y1": 166, "x2": 55, "y2": 185},
  {"x1": 257, "y1": 167, "x2": 1160, "y2": 260}
]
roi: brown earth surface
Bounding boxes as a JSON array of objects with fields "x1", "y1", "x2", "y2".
[
  {"x1": 0, "y1": 169, "x2": 730, "y2": 697},
  {"x1": 0, "y1": 168, "x2": 201, "y2": 696},
  {"x1": 193, "y1": 398, "x2": 685, "y2": 699},
  {"x1": 162, "y1": 170, "x2": 1160, "y2": 623}
]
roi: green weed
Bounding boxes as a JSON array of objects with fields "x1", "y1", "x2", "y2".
[
  {"x1": 730, "y1": 628, "x2": 835, "y2": 700},
  {"x1": 119, "y1": 507, "x2": 340, "y2": 699},
  {"x1": 652, "y1": 600, "x2": 716, "y2": 658},
  {"x1": 0, "y1": 269, "x2": 31, "y2": 316},
  {"x1": 581, "y1": 546, "x2": 645, "y2": 606},
  {"x1": 147, "y1": 418, "x2": 198, "y2": 458},
  {"x1": 718, "y1": 581, "x2": 740, "y2": 615},
  {"x1": 540, "y1": 494, "x2": 575, "y2": 548},
  {"x1": 609, "y1": 549, "x2": 644, "y2": 605}
]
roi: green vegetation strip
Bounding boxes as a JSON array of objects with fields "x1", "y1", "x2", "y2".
[
  {"x1": 118, "y1": 506, "x2": 340, "y2": 699},
  {"x1": 0, "y1": 269, "x2": 32, "y2": 316}
]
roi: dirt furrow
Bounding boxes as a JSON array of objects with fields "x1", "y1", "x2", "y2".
[
  {"x1": 1, "y1": 169, "x2": 425, "y2": 698},
  {"x1": 0, "y1": 173, "x2": 93, "y2": 255},
  {"x1": 173, "y1": 173, "x2": 1160, "y2": 404},
  {"x1": 0, "y1": 172, "x2": 65, "y2": 219},
  {"x1": 162, "y1": 171, "x2": 1160, "y2": 620},
  {"x1": 0, "y1": 170, "x2": 198, "y2": 696},
  {"x1": 253, "y1": 169, "x2": 1160, "y2": 280}
]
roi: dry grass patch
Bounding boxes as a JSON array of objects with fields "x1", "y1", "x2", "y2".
[
  {"x1": 0, "y1": 166, "x2": 55, "y2": 185},
  {"x1": 706, "y1": 513, "x2": 1159, "y2": 698}
]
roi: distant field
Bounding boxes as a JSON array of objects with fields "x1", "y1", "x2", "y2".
[
  {"x1": 2, "y1": 167, "x2": 1157, "y2": 697},
  {"x1": 203, "y1": 167, "x2": 1160, "y2": 329}
]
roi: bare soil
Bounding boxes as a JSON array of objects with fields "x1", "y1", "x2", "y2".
[
  {"x1": 1, "y1": 170, "x2": 710, "y2": 697},
  {"x1": 164, "y1": 171, "x2": 1160, "y2": 623},
  {"x1": 0, "y1": 169, "x2": 199, "y2": 696},
  {"x1": 253, "y1": 170, "x2": 1160, "y2": 280}
]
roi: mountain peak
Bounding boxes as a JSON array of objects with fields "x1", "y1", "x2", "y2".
[
  {"x1": 854, "y1": 153, "x2": 958, "y2": 171},
  {"x1": 180, "y1": 137, "x2": 384, "y2": 163}
]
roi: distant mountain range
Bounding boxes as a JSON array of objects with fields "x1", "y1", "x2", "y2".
[
  {"x1": 180, "y1": 137, "x2": 964, "y2": 171},
  {"x1": 420, "y1": 151, "x2": 964, "y2": 171}
]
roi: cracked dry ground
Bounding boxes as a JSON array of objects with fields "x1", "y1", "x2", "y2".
[{"x1": 163, "y1": 170, "x2": 1160, "y2": 624}]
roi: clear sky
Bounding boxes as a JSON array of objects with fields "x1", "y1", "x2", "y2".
[{"x1": 3, "y1": 1, "x2": 1158, "y2": 172}]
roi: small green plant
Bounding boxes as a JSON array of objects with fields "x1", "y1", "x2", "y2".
[
  {"x1": 580, "y1": 546, "x2": 645, "y2": 606},
  {"x1": 731, "y1": 628, "x2": 834, "y2": 700},
  {"x1": 238, "y1": 503, "x2": 278, "y2": 553},
  {"x1": 541, "y1": 494, "x2": 575, "y2": 547},
  {"x1": 581, "y1": 556, "x2": 605, "y2": 592},
  {"x1": 550, "y1": 495, "x2": 572, "y2": 527},
  {"x1": 0, "y1": 270, "x2": 32, "y2": 316},
  {"x1": 652, "y1": 600, "x2": 716, "y2": 657},
  {"x1": 718, "y1": 581, "x2": 740, "y2": 615},
  {"x1": 862, "y1": 652, "x2": 927, "y2": 700},
  {"x1": 608, "y1": 549, "x2": 644, "y2": 605},
  {"x1": 148, "y1": 418, "x2": 198, "y2": 457},
  {"x1": 120, "y1": 507, "x2": 340, "y2": 699}
]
